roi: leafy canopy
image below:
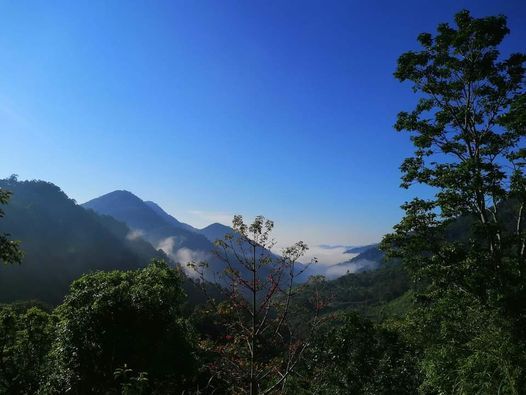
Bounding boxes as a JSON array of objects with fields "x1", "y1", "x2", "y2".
[{"x1": 383, "y1": 9, "x2": 526, "y2": 394}]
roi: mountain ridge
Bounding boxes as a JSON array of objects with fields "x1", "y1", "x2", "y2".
[
  {"x1": 0, "y1": 180, "x2": 166, "y2": 304},
  {"x1": 143, "y1": 201, "x2": 199, "y2": 234},
  {"x1": 82, "y1": 190, "x2": 231, "y2": 277}
]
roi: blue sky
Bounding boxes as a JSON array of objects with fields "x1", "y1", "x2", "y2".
[{"x1": 1, "y1": 0, "x2": 525, "y2": 256}]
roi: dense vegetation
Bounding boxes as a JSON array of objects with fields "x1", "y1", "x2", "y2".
[
  {"x1": 383, "y1": 9, "x2": 526, "y2": 393},
  {"x1": 296, "y1": 262, "x2": 410, "y2": 319},
  {"x1": 1, "y1": 262, "x2": 197, "y2": 394},
  {"x1": 0, "y1": 9, "x2": 525, "y2": 394}
]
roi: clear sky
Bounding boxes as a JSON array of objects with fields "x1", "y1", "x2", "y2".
[{"x1": 1, "y1": 1, "x2": 525, "y2": 258}]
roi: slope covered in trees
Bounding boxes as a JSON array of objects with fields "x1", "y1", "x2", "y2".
[
  {"x1": 0, "y1": 178, "x2": 166, "y2": 304},
  {"x1": 1, "y1": 8, "x2": 525, "y2": 394}
]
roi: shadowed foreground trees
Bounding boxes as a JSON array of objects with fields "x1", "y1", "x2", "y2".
[
  {"x1": 42, "y1": 260, "x2": 197, "y2": 394},
  {"x1": 0, "y1": 305, "x2": 53, "y2": 394},
  {"x1": 295, "y1": 312, "x2": 419, "y2": 394}
]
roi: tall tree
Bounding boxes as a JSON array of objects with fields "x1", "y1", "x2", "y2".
[{"x1": 383, "y1": 10, "x2": 526, "y2": 393}]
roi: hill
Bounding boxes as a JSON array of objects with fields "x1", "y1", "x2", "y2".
[
  {"x1": 344, "y1": 244, "x2": 379, "y2": 254},
  {"x1": 83, "y1": 191, "x2": 214, "y2": 252},
  {"x1": 0, "y1": 179, "x2": 166, "y2": 304},
  {"x1": 199, "y1": 222, "x2": 234, "y2": 243},
  {"x1": 82, "y1": 191, "x2": 232, "y2": 276},
  {"x1": 144, "y1": 201, "x2": 198, "y2": 234},
  {"x1": 299, "y1": 262, "x2": 411, "y2": 320}
]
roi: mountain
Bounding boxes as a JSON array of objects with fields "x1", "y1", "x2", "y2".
[
  {"x1": 298, "y1": 262, "x2": 410, "y2": 319},
  {"x1": 82, "y1": 192, "x2": 299, "y2": 284},
  {"x1": 344, "y1": 244, "x2": 379, "y2": 254},
  {"x1": 83, "y1": 191, "x2": 168, "y2": 238},
  {"x1": 345, "y1": 246, "x2": 384, "y2": 264},
  {"x1": 145, "y1": 201, "x2": 236, "y2": 245},
  {"x1": 144, "y1": 201, "x2": 198, "y2": 234},
  {"x1": 82, "y1": 191, "x2": 225, "y2": 275},
  {"x1": 199, "y1": 223, "x2": 234, "y2": 243},
  {"x1": 0, "y1": 179, "x2": 165, "y2": 304},
  {"x1": 83, "y1": 191, "x2": 213, "y2": 251}
]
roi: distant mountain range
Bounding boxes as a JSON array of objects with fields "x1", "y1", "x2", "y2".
[
  {"x1": 344, "y1": 244, "x2": 379, "y2": 254},
  {"x1": 0, "y1": 177, "x2": 386, "y2": 304},
  {"x1": 0, "y1": 179, "x2": 241, "y2": 305},
  {"x1": 83, "y1": 190, "x2": 212, "y2": 251},
  {"x1": 83, "y1": 191, "x2": 296, "y2": 283},
  {"x1": 82, "y1": 191, "x2": 236, "y2": 275},
  {"x1": 0, "y1": 179, "x2": 166, "y2": 304},
  {"x1": 144, "y1": 200, "x2": 199, "y2": 234}
]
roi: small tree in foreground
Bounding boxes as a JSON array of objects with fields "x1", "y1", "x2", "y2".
[{"x1": 190, "y1": 215, "x2": 326, "y2": 394}]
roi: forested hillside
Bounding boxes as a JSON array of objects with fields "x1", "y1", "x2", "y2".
[
  {"x1": 0, "y1": 177, "x2": 166, "y2": 304},
  {"x1": 0, "y1": 8, "x2": 525, "y2": 395}
]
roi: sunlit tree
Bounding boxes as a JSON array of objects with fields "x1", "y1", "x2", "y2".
[{"x1": 383, "y1": 9, "x2": 526, "y2": 393}]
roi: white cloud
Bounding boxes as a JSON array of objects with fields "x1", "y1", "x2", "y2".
[
  {"x1": 155, "y1": 237, "x2": 210, "y2": 278},
  {"x1": 323, "y1": 260, "x2": 378, "y2": 279},
  {"x1": 273, "y1": 244, "x2": 357, "y2": 267},
  {"x1": 173, "y1": 247, "x2": 210, "y2": 265},
  {"x1": 156, "y1": 236, "x2": 176, "y2": 256},
  {"x1": 126, "y1": 229, "x2": 145, "y2": 241}
]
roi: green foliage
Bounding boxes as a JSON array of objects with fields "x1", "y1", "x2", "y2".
[
  {"x1": 114, "y1": 364, "x2": 150, "y2": 395},
  {"x1": 371, "y1": 289, "x2": 414, "y2": 319},
  {"x1": 297, "y1": 312, "x2": 419, "y2": 394},
  {"x1": 0, "y1": 305, "x2": 54, "y2": 394},
  {"x1": 297, "y1": 263, "x2": 410, "y2": 319},
  {"x1": 404, "y1": 290, "x2": 526, "y2": 394},
  {"x1": 383, "y1": 9, "x2": 526, "y2": 394},
  {"x1": 42, "y1": 260, "x2": 197, "y2": 394}
]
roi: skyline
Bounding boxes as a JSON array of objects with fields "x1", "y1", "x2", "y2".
[{"x1": 1, "y1": 0, "x2": 525, "y2": 258}]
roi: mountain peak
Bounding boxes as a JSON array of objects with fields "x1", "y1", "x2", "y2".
[
  {"x1": 202, "y1": 222, "x2": 230, "y2": 230},
  {"x1": 92, "y1": 189, "x2": 142, "y2": 201},
  {"x1": 199, "y1": 222, "x2": 234, "y2": 243}
]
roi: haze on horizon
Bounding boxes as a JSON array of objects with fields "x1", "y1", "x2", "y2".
[{"x1": 1, "y1": 0, "x2": 525, "y2": 260}]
